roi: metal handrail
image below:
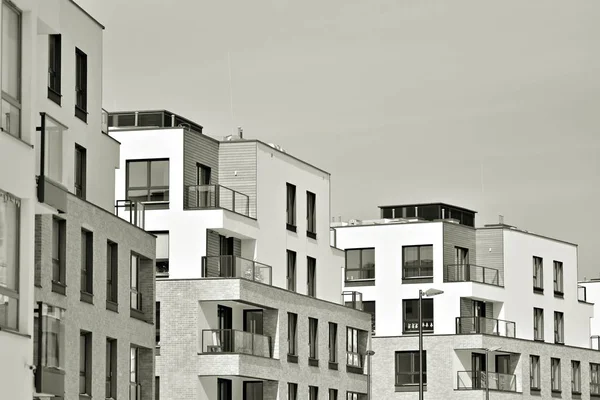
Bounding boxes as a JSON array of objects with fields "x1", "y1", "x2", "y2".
[
  {"x1": 445, "y1": 264, "x2": 501, "y2": 286},
  {"x1": 455, "y1": 316, "x2": 516, "y2": 338},
  {"x1": 457, "y1": 370, "x2": 516, "y2": 391},
  {"x1": 201, "y1": 255, "x2": 272, "y2": 285},
  {"x1": 201, "y1": 329, "x2": 272, "y2": 358},
  {"x1": 185, "y1": 184, "x2": 250, "y2": 216},
  {"x1": 115, "y1": 200, "x2": 145, "y2": 229},
  {"x1": 342, "y1": 291, "x2": 363, "y2": 310}
]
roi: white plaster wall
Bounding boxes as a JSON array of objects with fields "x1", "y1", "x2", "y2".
[{"x1": 580, "y1": 281, "x2": 600, "y2": 338}]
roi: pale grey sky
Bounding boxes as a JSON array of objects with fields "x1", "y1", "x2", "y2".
[{"x1": 80, "y1": 0, "x2": 600, "y2": 279}]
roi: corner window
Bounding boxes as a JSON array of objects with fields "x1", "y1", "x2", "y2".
[
  {"x1": 306, "y1": 191, "x2": 316, "y2": 238},
  {"x1": 126, "y1": 159, "x2": 170, "y2": 205},
  {"x1": 33, "y1": 303, "x2": 66, "y2": 370},
  {"x1": 74, "y1": 144, "x2": 86, "y2": 199},
  {"x1": 286, "y1": 250, "x2": 296, "y2": 292},
  {"x1": 48, "y1": 34, "x2": 61, "y2": 104},
  {"x1": 153, "y1": 231, "x2": 169, "y2": 278},
  {"x1": 403, "y1": 245, "x2": 433, "y2": 280},
  {"x1": 286, "y1": 183, "x2": 296, "y2": 231},
  {"x1": 553, "y1": 261, "x2": 563, "y2": 296},
  {"x1": 75, "y1": 48, "x2": 87, "y2": 121},
  {"x1": 307, "y1": 256, "x2": 316, "y2": 297},
  {"x1": 530, "y1": 355, "x2": 540, "y2": 390},
  {"x1": 345, "y1": 248, "x2": 375, "y2": 282},
  {"x1": 395, "y1": 351, "x2": 426, "y2": 387},
  {"x1": 40, "y1": 114, "x2": 65, "y2": 184},
  {"x1": 0, "y1": 191, "x2": 19, "y2": 330},
  {"x1": 533, "y1": 308, "x2": 544, "y2": 341},
  {"x1": 1, "y1": 1, "x2": 21, "y2": 138},
  {"x1": 403, "y1": 299, "x2": 433, "y2": 334},
  {"x1": 554, "y1": 311, "x2": 564, "y2": 344},
  {"x1": 533, "y1": 256, "x2": 543, "y2": 292},
  {"x1": 551, "y1": 358, "x2": 561, "y2": 392}
]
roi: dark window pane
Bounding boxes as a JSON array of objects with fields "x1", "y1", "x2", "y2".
[
  {"x1": 150, "y1": 160, "x2": 169, "y2": 186},
  {"x1": 138, "y1": 112, "x2": 164, "y2": 127},
  {"x1": 346, "y1": 250, "x2": 360, "y2": 269},
  {"x1": 128, "y1": 162, "x2": 147, "y2": 187},
  {"x1": 362, "y1": 249, "x2": 374, "y2": 269},
  {"x1": 381, "y1": 208, "x2": 393, "y2": 218}
]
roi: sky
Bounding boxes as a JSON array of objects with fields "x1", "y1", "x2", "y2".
[{"x1": 79, "y1": 0, "x2": 600, "y2": 279}]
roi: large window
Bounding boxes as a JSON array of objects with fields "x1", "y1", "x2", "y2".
[
  {"x1": 79, "y1": 331, "x2": 91, "y2": 395},
  {"x1": 533, "y1": 308, "x2": 544, "y2": 341},
  {"x1": 346, "y1": 327, "x2": 364, "y2": 371},
  {"x1": 0, "y1": 191, "x2": 19, "y2": 330},
  {"x1": 106, "y1": 338, "x2": 116, "y2": 399},
  {"x1": 106, "y1": 241, "x2": 118, "y2": 305},
  {"x1": 591, "y1": 363, "x2": 600, "y2": 395},
  {"x1": 287, "y1": 312, "x2": 298, "y2": 358},
  {"x1": 533, "y1": 256, "x2": 543, "y2": 292},
  {"x1": 554, "y1": 311, "x2": 564, "y2": 344},
  {"x1": 75, "y1": 48, "x2": 87, "y2": 122},
  {"x1": 126, "y1": 159, "x2": 170, "y2": 204},
  {"x1": 307, "y1": 256, "x2": 316, "y2": 297},
  {"x1": 1, "y1": 1, "x2": 21, "y2": 138},
  {"x1": 74, "y1": 145, "x2": 86, "y2": 199},
  {"x1": 80, "y1": 229, "x2": 93, "y2": 298},
  {"x1": 309, "y1": 318, "x2": 318, "y2": 362},
  {"x1": 403, "y1": 245, "x2": 433, "y2": 280},
  {"x1": 287, "y1": 250, "x2": 296, "y2": 292},
  {"x1": 153, "y1": 231, "x2": 169, "y2": 277},
  {"x1": 345, "y1": 248, "x2": 375, "y2": 282},
  {"x1": 572, "y1": 360, "x2": 581, "y2": 394},
  {"x1": 395, "y1": 351, "x2": 426, "y2": 387},
  {"x1": 34, "y1": 304, "x2": 66, "y2": 370},
  {"x1": 286, "y1": 183, "x2": 296, "y2": 230},
  {"x1": 403, "y1": 299, "x2": 433, "y2": 334},
  {"x1": 329, "y1": 322, "x2": 338, "y2": 364},
  {"x1": 306, "y1": 191, "x2": 316, "y2": 238},
  {"x1": 130, "y1": 253, "x2": 141, "y2": 311},
  {"x1": 48, "y1": 34, "x2": 61, "y2": 104},
  {"x1": 551, "y1": 358, "x2": 561, "y2": 392},
  {"x1": 530, "y1": 355, "x2": 540, "y2": 390},
  {"x1": 52, "y1": 218, "x2": 66, "y2": 294},
  {"x1": 554, "y1": 261, "x2": 563, "y2": 295}
]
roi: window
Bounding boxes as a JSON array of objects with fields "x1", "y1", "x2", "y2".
[
  {"x1": 454, "y1": 246, "x2": 469, "y2": 265},
  {"x1": 156, "y1": 302, "x2": 161, "y2": 347},
  {"x1": 554, "y1": 261, "x2": 563, "y2": 295},
  {"x1": 106, "y1": 241, "x2": 118, "y2": 305},
  {"x1": 0, "y1": 191, "x2": 19, "y2": 330},
  {"x1": 346, "y1": 392, "x2": 367, "y2": 400},
  {"x1": 309, "y1": 318, "x2": 318, "y2": 362},
  {"x1": 286, "y1": 183, "x2": 296, "y2": 230},
  {"x1": 530, "y1": 355, "x2": 540, "y2": 390},
  {"x1": 130, "y1": 253, "x2": 141, "y2": 311},
  {"x1": 591, "y1": 363, "x2": 600, "y2": 395},
  {"x1": 218, "y1": 378, "x2": 232, "y2": 400},
  {"x1": 33, "y1": 304, "x2": 66, "y2": 370},
  {"x1": 156, "y1": 376, "x2": 160, "y2": 400},
  {"x1": 329, "y1": 322, "x2": 338, "y2": 365},
  {"x1": 307, "y1": 257, "x2": 316, "y2": 297},
  {"x1": 572, "y1": 360, "x2": 581, "y2": 394},
  {"x1": 533, "y1": 256, "x2": 543, "y2": 292},
  {"x1": 42, "y1": 114, "x2": 65, "y2": 184},
  {"x1": 403, "y1": 245, "x2": 433, "y2": 279},
  {"x1": 395, "y1": 351, "x2": 426, "y2": 387},
  {"x1": 74, "y1": 145, "x2": 86, "y2": 199},
  {"x1": 79, "y1": 331, "x2": 91, "y2": 395},
  {"x1": 309, "y1": 386, "x2": 318, "y2": 400},
  {"x1": 554, "y1": 311, "x2": 564, "y2": 344},
  {"x1": 1, "y1": 1, "x2": 21, "y2": 138},
  {"x1": 106, "y1": 338, "x2": 116, "y2": 399},
  {"x1": 329, "y1": 389, "x2": 338, "y2": 400},
  {"x1": 52, "y1": 218, "x2": 66, "y2": 293},
  {"x1": 287, "y1": 250, "x2": 296, "y2": 291},
  {"x1": 345, "y1": 248, "x2": 375, "y2": 282},
  {"x1": 80, "y1": 229, "x2": 93, "y2": 302},
  {"x1": 307, "y1": 191, "x2": 316, "y2": 238},
  {"x1": 243, "y1": 381, "x2": 262, "y2": 400},
  {"x1": 363, "y1": 301, "x2": 375, "y2": 335},
  {"x1": 346, "y1": 327, "x2": 363, "y2": 370},
  {"x1": 403, "y1": 299, "x2": 433, "y2": 334},
  {"x1": 48, "y1": 34, "x2": 61, "y2": 104},
  {"x1": 551, "y1": 358, "x2": 561, "y2": 392},
  {"x1": 126, "y1": 159, "x2": 170, "y2": 204},
  {"x1": 75, "y1": 48, "x2": 87, "y2": 121},
  {"x1": 288, "y1": 383, "x2": 298, "y2": 400},
  {"x1": 153, "y1": 231, "x2": 169, "y2": 277},
  {"x1": 130, "y1": 347, "x2": 140, "y2": 399},
  {"x1": 533, "y1": 308, "x2": 544, "y2": 341},
  {"x1": 288, "y1": 312, "x2": 298, "y2": 358}
]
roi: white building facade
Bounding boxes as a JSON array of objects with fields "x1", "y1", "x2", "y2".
[{"x1": 333, "y1": 203, "x2": 600, "y2": 399}]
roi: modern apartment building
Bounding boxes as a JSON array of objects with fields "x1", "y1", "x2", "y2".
[
  {"x1": 109, "y1": 110, "x2": 372, "y2": 400},
  {"x1": 0, "y1": 1, "x2": 158, "y2": 399},
  {"x1": 333, "y1": 203, "x2": 600, "y2": 399}
]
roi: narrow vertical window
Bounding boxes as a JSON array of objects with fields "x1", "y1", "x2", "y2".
[
  {"x1": 286, "y1": 183, "x2": 296, "y2": 230},
  {"x1": 554, "y1": 311, "x2": 564, "y2": 344},
  {"x1": 48, "y1": 34, "x2": 61, "y2": 104},
  {"x1": 156, "y1": 301, "x2": 161, "y2": 347},
  {"x1": 1, "y1": 1, "x2": 21, "y2": 137},
  {"x1": 74, "y1": 145, "x2": 86, "y2": 199},
  {"x1": 287, "y1": 312, "x2": 298, "y2": 359},
  {"x1": 130, "y1": 347, "x2": 140, "y2": 400},
  {"x1": 80, "y1": 229, "x2": 93, "y2": 300},
  {"x1": 130, "y1": 254, "x2": 141, "y2": 311},
  {"x1": 533, "y1": 256, "x2": 543, "y2": 292},
  {"x1": 75, "y1": 48, "x2": 88, "y2": 122},
  {"x1": 530, "y1": 355, "x2": 540, "y2": 390},
  {"x1": 308, "y1": 318, "x2": 318, "y2": 364},
  {"x1": 106, "y1": 338, "x2": 116, "y2": 399},
  {"x1": 572, "y1": 360, "x2": 581, "y2": 394},
  {"x1": 286, "y1": 250, "x2": 296, "y2": 292},
  {"x1": 106, "y1": 241, "x2": 118, "y2": 307},
  {"x1": 533, "y1": 308, "x2": 544, "y2": 341},
  {"x1": 287, "y1": 383, "x2": 298, "y2": 400},
  {"x1": 306, "y1": 191, "x2": 316, "y2": 238},
  {"x1": 0, "y1": 190, "x2": 19, "y2": 330},
  {"x1": 553, "y1": 261, "x2": 563, "y2": 296},
  {"x1": 551, "y1": 358, "x2": 561, "y2": 392},
  {"x1": 79, "y1": 331, "x2": 91, "y2": 395},
  {"x1": 52, "y1": 218, "x2": 66, "y2": 294},
  {"x1": 307, "y1": 256, "x2": 316, "y2": 297},
  {"x1": 329, "y1": 389, "x2": 338, "y2": 400},
  {"x1": 309, "y1": 386, "x2": 318, "y2": 400},
  {"x1": 591, "y1": 363, "x2": 600, "y2": 396},
  {"x1": 329, "y1": 322, "x2": 338, "y2": 366}
]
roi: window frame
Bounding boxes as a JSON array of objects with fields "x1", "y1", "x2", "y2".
[
  {"x1": 395, "y1": 350, "x2": 427, "y2": 387},
  {"x1": 533, "y1": 308, "x2": 544, "y2": 341},
  {"x1": 0, "y1": 190, "x2": 20, "y2": 330},
  {"x1": 286, "y1": 183, "x2": 296, "y2": 231},
  {"x1": 344, "y1": 248, "x2": 375, "y2": 282},
  {"x1": 288, "y1": 383, "x2": 298, "y2": 400},
  {"x1": 80, "y1": 229, "x2": 93, "y2": 300},
  {"x1": 553, "y1": 260, "x2": 564, "y2": 296},
  {"x1": 402, "y1": 245, "x2": 434, "y2": 280},
  {"x1": 309, "y1": 386, "x2": 318, "y2": 400},
  {"x1": 306, "y1": 191, "x2": 316, "y2": 238},
  {"x1": 152, "y1": 231, "x2": 170, "y2": 278},
  {"x1": 74, "y1": 144, "x2": 86, "y2": 199},
  {"x1": 51, "y1": 217, "x2": 66, "y2": 294},
  {"x1": 533, "y1": 256, "x2": 543, "y2": 293},
  {"x1": 1, "y1": 1, "x2": 22, "y2": 138},
  {"x1": 130, "y1": 253, "x2": 141, "y2": 311},
  {"x1": 308, "y1": 317, "x2": 318, "y2": 362},
  {"x1": 307, "y1": 256, "x2": 316, "y2": 297},
  {"x1": 329, "y1": 389, "x2": 338, "y2": 400},
  {"x1": 591, "y1": 363, "x2": 600, "y2": 396},
  {"x1": 79, "y1": 331, "x2": 92, "y2": 395},
  {"x1": 572, "y1": 360, "x2": 581, "y2": 394},
  {"x1": 554, "y1": 311, "x2": 564, "y2": 344},
  {"x1": 106, "y1": 241, "x2": 118, "y2": 307},
  {"x1": 551, "y1": 357, "x2": 561, "y2": 392},
  {"x1": 75, "y1": 47, "x2": 88, "y2": 121},
  {"x1": 530, "y1": 355, "x2": 540, "y2": 390},
  {"x1": 48, "y1": 34, "x2": 61, "y2": 104},
  {"x1": 106, "y1": 338, "x2": 117, "y2": 399},
  {"x1": 403, "y1": 298, "x2": 434, "y2": 334},
  {"x1": 287, "y1": 312, "x2": 298, "y2": 358},
  {"x1": 126, "y1": 158, "x2": 170, "y2": 205},
  {"x1": 329, "y1": 322, "x2": 338, "y2": 365},
  {"x1": 286, "y1": 250, "x2": 296, "y2": 292},
  {"x1": 346, "y1": 327, "x2": 364, "y2": 371}
]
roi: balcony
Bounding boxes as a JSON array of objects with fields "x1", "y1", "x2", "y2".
[
  {"x1": 456, "y1": 316, "x2": 516, "y2": 338},
  {"x1": 342, "y1": 291, "x2": 363, "y2": 311},
  {"x1": 445, "y1": 264, "x2": 501, "y2": 287},
  {"x1": 185, "y1": 184, "x2": 250, "y2": 217},
  {"x1": 201, "y1": 329, "x2": 272, "y2": 358},
  {"x1": 457, "y1": 371, "x2": 516, "y2": 392},
  {"x1": 201, "y1": 255, "x2": 272, "y2": 285},
  {"x1": 115, "y1": 200, "x2": 146, "y2": 229}
]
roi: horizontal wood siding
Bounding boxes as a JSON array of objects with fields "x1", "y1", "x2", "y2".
[
  {"x1": 476, "y1": 228, "x2": 505, "y2": 286},
  {"x1": 183, "y1": 130, "x2": 219, "y2": 208},
  {"x1": 443, "y1": 223, "x2": 476, "y2": 281},
  {"x1": 218, "y1": 142, "x2": 257, "y2": 218}
]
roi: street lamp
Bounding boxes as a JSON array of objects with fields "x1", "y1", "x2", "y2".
[
  {"x1": 484, "y1": 346, "x2": 502, "y2": 400},
  {"x1": 419, "y1": 288, "x2": 444, "y2": 400},
  {"x1": 366, "y1": 349, "x2": 375, "y2": 400}
]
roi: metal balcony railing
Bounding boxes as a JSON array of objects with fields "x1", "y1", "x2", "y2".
[
  {"x1": 404, "y1": 318, "x2": 434, "y2": 334},
  {"x1": 201, "y1": 329, "x2": 272, "y2": 358},
  {"x1": 342, "y1": 291, "x2": 363, "y2": 311},
  {"x1": 115, "y1": 200, "x2": 145, "y2": 229},
  {"x1": 185, "y1": 184, "x2": 250, "y2": 216},
  {"x1": 445, "y1": 264, "x2": 501, "y2": 286},
  {"x1": 201, "y1": 255, "x2": 272, "y2": 285},
  {"x1": 456, "y1": 316, "x2": 516, "y2": 338},
  {"x1": 457, "y1": 371, "x2": 516, "y2": 392}
]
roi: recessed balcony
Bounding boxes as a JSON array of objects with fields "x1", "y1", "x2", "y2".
[
  {"x1": 455, "y1": 316, "x2": 516, "y2": 338},
  {"x1": 445, "y1": 264, "x2": 502, "y2": 287},
  {"x1": 457, "y1": 371, "x2": 516, "y2": 392},
  {"x1": 201, "y1": 329, "x2": 272, "y2": 358},
  {"x1": 201, "y1": 255, "x2": 272, "y2": 285},
  {"x1": 185, "y1": 184, "x2": 251, "y2": 217}
]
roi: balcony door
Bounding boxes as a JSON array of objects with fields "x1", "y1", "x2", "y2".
[
  {"x1": 471, "y1": 352, "x2": 486, "y2": 389},
  {"x1": 473, "y1": 301, "x2": 486, "y2": 333},
  {"x1": 219, "y1": 236, "x2": 234, "y2": 277},
  {"x1": 197, "y1": 164, "x2": 211, "y2": 207},
  {"x1": 243, "y1": 310, "x2": 263, "y2": 335},
  {"x1": 218, "y1": 305, "x2": 233, "y2": 352}
]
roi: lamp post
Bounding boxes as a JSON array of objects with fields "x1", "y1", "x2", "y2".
[
  {"x1": 418, "y1": 288, "x2": 444, "y2": 400},
  {"x1": 484, "y1": 346, "x2": 502, "y2": 400},
  {"x1": 366, "y1": 349, "x2": 375, "y2": 400}
]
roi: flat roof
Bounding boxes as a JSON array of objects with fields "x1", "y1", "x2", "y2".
[
  {"x1": 479, "y1": 224, "x2": 577, "y2": 247},
  {"x1": 378, "y1": 202, "x2": 477, "y2": 214}
]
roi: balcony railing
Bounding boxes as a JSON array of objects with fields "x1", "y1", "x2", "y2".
[
  {"x1": 402, "y1": 261, "x2": 433, "y2": 279},
  {"x1": 342, "y1": 291, "x2": 363, "y2": 311},
  {"x1": 592, "y1": 336, "x2": 600, "y2": 350},
  {"x1": 445, "y1": 264, "x2": 501, "y2": 286},
  {"x1": 185, "y1": 184, "x2": 250, "y2": 216},
  {"x1": 201, "y1": 329, "x2": 272, "y2": 358},
  {"x1": 129, "y1": 383, "x2": 141, "y2": 400},
  {"x1": 115, "y1": 200, "x2": 145, "y2": 229},
  {"x1": 404, "y1": 319, "x2": 434, "y2": 334},
  {"x1": 457, "y1": 371, "x2": 516, "y2": 392},
  {"x1": 201, "y1": 255, "x2": 272, "y2": 285},
  {"x1": 456, "y1": 316, "x2": 516, "y2": 338}
]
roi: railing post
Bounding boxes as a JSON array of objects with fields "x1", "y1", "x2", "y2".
[{"x1": 233, "y1": 191, "x2": 236, "y2": 213}]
